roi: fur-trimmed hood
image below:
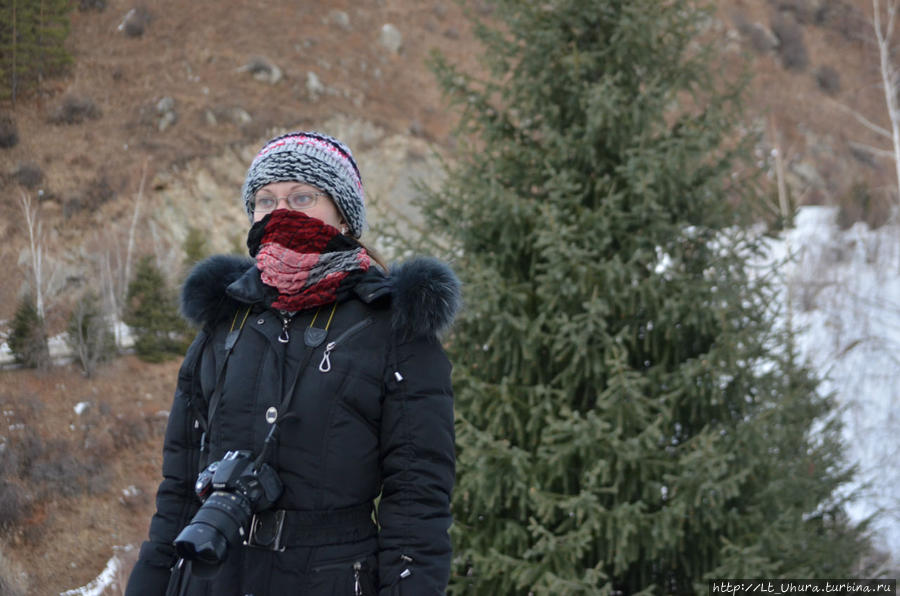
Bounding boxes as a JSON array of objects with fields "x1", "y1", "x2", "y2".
[{"x1": 181, "y1": 254, "x2": 461, "y2": 339}]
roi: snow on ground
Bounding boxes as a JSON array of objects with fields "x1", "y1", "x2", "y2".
[
  {"x1": 0, "y1": 320, "x2": 134, "y2": 367},
  {"x1": 761, "y1": 206, "x2": 900, "y2": 566},
  {"x1": 58, "y1": 545, "x2": 133, "y2": 596}
]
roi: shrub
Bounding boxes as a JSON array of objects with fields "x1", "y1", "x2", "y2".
[
  {"x1": 0, "y1": 115, "x2": 18, "y2": 149},
  {"x1": 0, "y1": 450, "x2": 31, "y2": 529},
  {"x1": 771, "y1": 11, "x2": 809, "y2": 71},
  {"x1": 8, "y1": 295, "x2": 50, "y2": 370},
  {"x1": 0, "y1": 545, "x2": 27, "y2": 596},
  {"x1": 78, "y1": 0, "x2": 107, "y2": 10},
  {"x1": 13, "y1": 163, "x2": 43, "y2": 189},
  {"x1": 85, "y1": 175, "x2": 115, "y2": 207},
  {"x1": 814, "y1": 65, "x2": 841, "y2": 95},
  {"x1": 821, "y1": 2, "x2": 866, "y2": 41},
  {"x1": 49, "y1": 95, "x2": 101, "y2": 125},
  {"x1": 837, "y1": 180, "x2": 890, "y2": 230},
  {"x1": 66, "y1": 291, "x2": 116, "y2": 377},
  {"x1": 771, "y1": 0, "x2": 817, "y2": 24},
  {"x1": 121, "y1": 7, "x2": 151, "y2": 37}
]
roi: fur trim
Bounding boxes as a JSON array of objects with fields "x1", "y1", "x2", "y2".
[
  {"x1": 181, "y1": 254, "x2": 461, "y2": 339},
  {"x1": 181, "y1": 255, "x2": 255, "y2": 327},
  {"x1": 390, "y1": 257, "x2": 461, "y2": 340}
]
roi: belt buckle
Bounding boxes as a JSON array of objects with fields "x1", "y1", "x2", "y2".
[{"x1": 246, "y1": 509, "x2": 286, "y2": 551}]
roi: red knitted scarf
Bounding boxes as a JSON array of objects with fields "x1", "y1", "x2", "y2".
[{"x1": 248, "y1": 210, "x2": 371, "y2": 310}]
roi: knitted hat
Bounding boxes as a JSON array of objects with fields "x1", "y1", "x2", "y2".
[{"x1": 241, "y1": 131, "x2": 366, "y2": 237}]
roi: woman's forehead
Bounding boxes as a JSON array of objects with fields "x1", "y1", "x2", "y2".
[{"x1": 257, "y1": 180, "x2": 322, "y2": 194}]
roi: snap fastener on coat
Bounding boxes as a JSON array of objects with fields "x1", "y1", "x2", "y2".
[
  {"x1": 257, "y1": 318, "x2": 265, "y2": 325},
  {"x1": 265, "y1": 407, "x2": 277, "y2": 423}
]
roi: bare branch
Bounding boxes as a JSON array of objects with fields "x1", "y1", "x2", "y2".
[
  {"x1": 124, "y1": 158, "x2": 149, "y2": 293},
  {"x1": 848, "y1": 140, "x2": 897, "y2": 160},
  {"x1": 828, "y1": 99, "x2": 893, "y2": 140}
]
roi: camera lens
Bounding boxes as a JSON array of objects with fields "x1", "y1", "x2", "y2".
[{"x1": 174, "y1": 491, "x2": 253, "y2": 567}]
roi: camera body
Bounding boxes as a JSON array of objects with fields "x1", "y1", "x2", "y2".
[{"x1": 173, "y1": 450, "x2": 283, "y2": 571}]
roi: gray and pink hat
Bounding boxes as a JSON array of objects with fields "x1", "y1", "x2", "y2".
[{"x1": 241, "y1": 131, "x2": 366, "y2": 237}]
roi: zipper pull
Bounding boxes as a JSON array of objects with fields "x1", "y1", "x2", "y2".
[
  {"x1": 319, "y1": 341, "x2": 335, "y2": 373},
  {"x1": 278, "y1": 315, "x2": 291, "y2": 343},
  {"x1": 353, "y1": 561, "x2": 362, "y2": 596},
  {"x1": 399, "y1": 554, "x2": 413, "y2": 580}
]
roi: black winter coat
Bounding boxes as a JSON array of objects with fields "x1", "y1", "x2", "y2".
[{"x1": 126, "y1": 255, "x2": 460, "y2": 596}]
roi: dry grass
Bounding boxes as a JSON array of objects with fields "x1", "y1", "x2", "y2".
[
  {"x1": 0, "y1": 0, "x2": 898, "y2": 591},
  {"x1": 0, "y1": 356, "x2": 179, "y2": 594}
]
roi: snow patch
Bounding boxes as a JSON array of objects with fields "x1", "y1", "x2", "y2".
[
  {"x1": 759, "y1": 206, "x2": 900, "y2": 564},
  {"x1": 58, "y1": 552, "x2": 121, "y2": 596}
]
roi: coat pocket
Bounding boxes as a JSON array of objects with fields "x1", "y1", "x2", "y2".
[{"x1": 308, "y1": 555, "x2": 377, "y2": 595}]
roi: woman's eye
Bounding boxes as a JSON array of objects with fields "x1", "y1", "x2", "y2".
[
  {"x1": 287, "y1": 194, "x2": 315, "y2": 208},
  {"x1": 255, "y1": 197, "x2": 277, "y2": 210}
]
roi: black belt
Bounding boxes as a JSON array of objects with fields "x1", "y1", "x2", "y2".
[{"x1": 245, "y1": 503, "x2": 376, "y2": 551}]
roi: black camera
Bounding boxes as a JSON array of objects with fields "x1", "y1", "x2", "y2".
[{"x1": 173, "y1": 450, "x2": 283, "y2": 572}]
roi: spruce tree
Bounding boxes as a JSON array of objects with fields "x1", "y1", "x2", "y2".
[
  {"x1": 8, "y1": 293, "x2": 49, "y2": 369},
  {"x1": 0, "y1": 0, "x2": 71, "y2": 102},
  {"x1": 182, "y1": 225, "x2": 210, "y2": 272},
  {"x1": 420, "y1": 1, "x2": 871, "y2": 593},
  {"x1": 124, "y1": 256, "x2": 189, "y2": 362}
]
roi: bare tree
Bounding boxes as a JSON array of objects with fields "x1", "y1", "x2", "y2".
[
  {"x1": 831, "y1": 1, "x2": 900, "y2": 212},
  {"x1": 66, "y1": 291, "x2": 114, "y2": 377},
  {"x1": 19, "y1": 191, "x2": 46, "y2": 319},
  {"x1": 873, "y1": 0, "x2": 900, "y2": 208},
  {"x1": 123, "y1": 158, "x2": 149, "y2": 291}
]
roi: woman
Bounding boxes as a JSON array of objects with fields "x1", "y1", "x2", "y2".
[{"x1": 126, "y1": 131, "x2": 459, "y2": 595}]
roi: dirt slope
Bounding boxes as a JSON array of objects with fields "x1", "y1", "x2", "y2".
[{"x1": 0, "y1": 1, "x2": 894, "y2": 593}]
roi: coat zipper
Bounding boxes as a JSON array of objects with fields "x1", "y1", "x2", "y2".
[
  {"x1": 308, "y1": 558, "x2": 366, "y2": 594},
  {"x1": 278, "y1": 312, "x2": 295, "y2": 344},
  {"x1": 318, "y1": 317, "x2": 373, "y2": 373}
]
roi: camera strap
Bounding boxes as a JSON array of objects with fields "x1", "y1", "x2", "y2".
[
  {"x1": 200, "y1": 303, "x2": 338, "y2": 457},
  {"x1": 199, "y1": 306, "x2": 253, "y2": 455},
  {"x1": 277, "y1": 301, "x2": 338, "y2": 417}
]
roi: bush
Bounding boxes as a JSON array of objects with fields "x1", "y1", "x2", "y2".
[
  {"x1": 66, "y1": 291, "x2": 116, "y2": 377},
  {"x1": 49, "y1": 95, "x2": 101, "y2": 125},
  {"x1": 771, "y1": 11, "x2": 809, "y2": 71},
  {"x1": 78, "y1": 0, "x2": 107, "y2": 10},
  {"x1": 0, "y1": 545, "x2": 27, "y2": 596},
  {"x1": 121, "y1": 7, "x2": 151, "y2": 38},
  {"x1": 814, "y1": 65, "x2": 841, "y2": 95},
  {"x1": 0, "y1": 451, "x2": 31, "y2": 529},
  {"x1": 837, "y1": 180, "x2": 890, "y2": 230},
  {"x1": 0, "y1": 115, "x2": 18, "y2": 148},
  {"x1": 770, "y1": 0, "x2": 818, "y2": 24},
  {"x1": 13, "y1": 163, "x2": 43, "y2": 189},
  {"x1": 820, "y1": 2, "x2": 866, "y2": 42},
  {"x1": 8, "y1": 295, "x2": 50, "y2": 370}
]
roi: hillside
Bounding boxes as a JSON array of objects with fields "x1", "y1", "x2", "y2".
[{"x1": 1, "y1": 0, "x2": 898, "y2": 593}]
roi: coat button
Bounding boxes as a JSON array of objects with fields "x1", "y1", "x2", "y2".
[
  {"x1": 265, "y1": 407, "x2": 277, "y2": 423},
  {"x1": 257, "y1": 318, "x2": 265, "y2": 325}
]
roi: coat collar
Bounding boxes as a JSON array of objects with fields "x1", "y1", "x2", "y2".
[{"x1": 181, "y1": 254, "x2": 460, "y2": 339}]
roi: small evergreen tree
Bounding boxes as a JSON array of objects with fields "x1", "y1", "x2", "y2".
[
  {"x1": 0, "y1": 0, "x2": 71, "y2": 102},
  {"x1": 420, "y1": 1, "x2": 872, "y2": 593},
  {"x1": 124, "y1": 255, "x2": 188, "y2": 362},
  {"x1": 182, "y1": 225, "x2": 210, "y2": 272},
  {"x1": 8, "y1": 293, "x2": 49, "y2": 369},
  {"x1": 66, "y1": 290, "x2": 115, "y2": 377}
]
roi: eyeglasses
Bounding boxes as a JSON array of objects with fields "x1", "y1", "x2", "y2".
[{"x1": 252, "y1": 191, "x2": 328, "y2": 213}]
